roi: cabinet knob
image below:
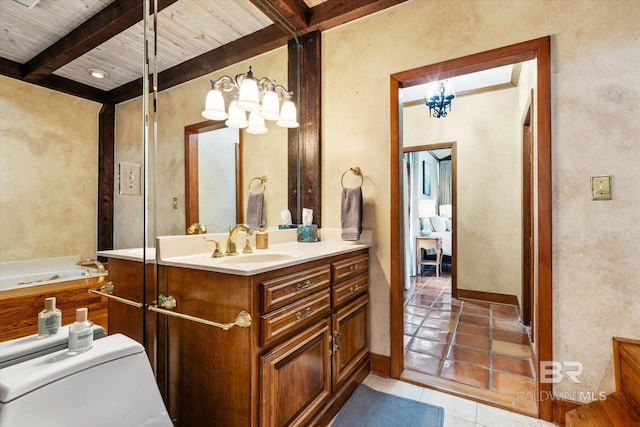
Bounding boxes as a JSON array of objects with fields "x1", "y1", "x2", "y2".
[{"x1": 349, "y1": 264, "x2": 361, "y2": 272}]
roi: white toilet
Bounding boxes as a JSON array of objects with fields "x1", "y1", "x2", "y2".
[{"x1": 0, "y1": 333, "x2": 172, "y2": 427}]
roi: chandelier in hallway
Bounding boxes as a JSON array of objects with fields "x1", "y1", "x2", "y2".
[{"x1": 424, "y1": 80, "x2": 455, "y2": 118}]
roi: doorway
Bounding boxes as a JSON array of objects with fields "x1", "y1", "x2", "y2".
[{"x1": 389, "y1": 37, "x2": 552, "y2": 421}]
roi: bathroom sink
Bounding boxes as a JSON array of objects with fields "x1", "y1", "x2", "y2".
[{"x1": 219, "y1": 252, "x2": 302, "y2": 265}]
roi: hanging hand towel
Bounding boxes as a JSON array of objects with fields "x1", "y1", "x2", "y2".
[
  {"x1": 246, "y1": 192, "x2": 264, "y2": 229},
  {"x1": 341, "y1": 187, "x2": 363, "y2": 241}
]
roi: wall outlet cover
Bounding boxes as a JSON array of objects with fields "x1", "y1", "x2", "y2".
[{"x1": 119, "y1": 162, "x2": 141, "y2": 196}]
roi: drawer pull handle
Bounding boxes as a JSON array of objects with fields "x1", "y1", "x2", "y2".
[
  {"x1": 349, "y1": 264, "x2": 362, "y2": 272},
  {"x1": 349, "y1": 284, "x2": 362, "y2": 293},
  {"x1": 296, "y1": 307, "x2": 313, "y2": 320},
  {"x1": 296, "y1": 280, "x2": 312, "y2": 291}
]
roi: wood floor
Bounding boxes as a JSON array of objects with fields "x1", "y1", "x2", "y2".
[{"x1": 402, "y1": 270, "x2": 538, "y2": 417}]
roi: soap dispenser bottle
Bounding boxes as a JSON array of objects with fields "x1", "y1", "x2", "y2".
[
  {"x1": 68, "y1": 308, "x2": 93, "y2": 355},
  {"x1": 37, "y1": 297, "x2": 61, "y2": 338},
  {"x1": 256, "y1": 227, "x2": 269, "y2": 249}
]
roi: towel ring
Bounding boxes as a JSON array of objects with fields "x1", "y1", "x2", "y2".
[
  {"x1": 341, "y1": 167, "x2": 363, "y2": 188},
  {"x1": 249, "y1": 176, "x2": 267, "y2": 194}
]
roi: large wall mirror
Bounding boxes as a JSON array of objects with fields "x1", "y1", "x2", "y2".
[{"x1": 112, "y1": 11, "x2": 300, "y2": 247}]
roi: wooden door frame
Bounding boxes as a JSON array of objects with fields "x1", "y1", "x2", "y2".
[
  {"x1": 521, "y1": 91, "x2": 535, "y2": 329},
  {"x1": 389, "y1": 37, "x2": 552, "y2": 421}
]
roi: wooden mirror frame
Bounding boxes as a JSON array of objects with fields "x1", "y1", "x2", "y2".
[{"x1": 389, "y1": 37, "x2": 552, "y2": 421}]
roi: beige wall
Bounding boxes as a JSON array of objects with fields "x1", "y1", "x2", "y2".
[
  {"x1": 321, "y1": 0, "x2": 640, "y2": 400},
  {"x1": 0, "y1": 76, "x2": 101, "y2": 262},
  {"x1": 113, "y1": 47, "x2": 288, "y2": 247}
]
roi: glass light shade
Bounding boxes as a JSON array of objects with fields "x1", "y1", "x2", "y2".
[
  {"x1": 276, "y1": 100, "x2": 299, "y2": 128},
  {"x1": 426, "y1": 83, "x2": 436, "y2": 100},
  {"x1": 259, "y1": 89, "x2": 281, "y2": 121},
  {"x1": 236, "y1": 78, "x2": 261, "y2": 112},
  {"x1": 225, "y1": 99, "x2": 248, "y2": 128},
  {"x1": 201, "y1": 89, "x2": 228, "y2": 120},
  {"x1": 246, "y1": 112, "x2": 268, "y2": 135},
  {"x1": 444, "y1": 81, "x2": 455, "y2": 96}
]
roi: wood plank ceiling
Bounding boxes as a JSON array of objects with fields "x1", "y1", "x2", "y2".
[{"x1": 0, "y1": 0, "x2": 407, "y2": 104}]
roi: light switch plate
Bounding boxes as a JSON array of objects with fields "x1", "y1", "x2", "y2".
[
  {"x1": 591, "y1": 175, "x2": 611, "y2": 200},
  {"x1": 119, "y1": 162, "x2": 141, "y2": 196}
]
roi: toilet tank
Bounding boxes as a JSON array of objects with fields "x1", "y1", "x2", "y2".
[
  {"x1": 0, "y1": 324, "x2": 106, "y2": 368},
  {"x1": 0, "y1": 334, "x2": 172, "y2": 427}
]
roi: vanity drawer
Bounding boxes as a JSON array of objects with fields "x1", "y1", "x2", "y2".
[
  {"x1": 261, "y1": 288, "x2": 331, "y2": 346},
  {"x1": 332, "y1": 273, "x2": 369, "y2": 308},
  {"x1": 332, "y1": 254, "x2": 369, "y2": 283},
  {"x1": 261, "y1": 265, "x2": 331, "y2": 313}
]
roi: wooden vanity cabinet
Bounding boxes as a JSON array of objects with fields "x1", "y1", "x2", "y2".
[
  {"x1": 332, "y1": 293, "x2": 369, "y2": 390},
  {"x1": 158, "y1": 248, "x2": 369, "y2": 427},
  {"x1": 259, "y1": 250, "x2": 370, "y2": 426},
  {"x1": 260, "y1": 318, "x2": 333, "y2": 427}
]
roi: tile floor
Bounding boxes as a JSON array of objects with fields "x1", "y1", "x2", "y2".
[
  {"x1": 358, "y1": 373, "x2": 558, "y2": 426},
  {"x1": 404, "y1": 270, "x2": 537, "y2": 412}
]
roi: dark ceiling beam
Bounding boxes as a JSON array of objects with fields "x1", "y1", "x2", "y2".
[
  {"x1": 107, "y1": 0, "x2": 407, "y2": 104},
  {"x1": 1, "y1": 0, "x2": 406, "y2": 105},
  {"x1": 0, "y1": 57, "x2": 108, "y2": 102},
  {"x1": 0, "y1": 58, "x2": 22, "y2": 80},
  {"x1": 107, "y1": 24, "x2": 291, "y2": 104},
  {"x1": 36, "y1": 75, "x2": 109, "y2": 103},
  {"x1": 307, "y1": 0, "x2": 407, "y2": 32},
  {"x1": 23, "y1": 0, "x2": 178, "y2": 83},
  {"x1": 250, "y1": 0, "x2": 311, "y2": 33}
]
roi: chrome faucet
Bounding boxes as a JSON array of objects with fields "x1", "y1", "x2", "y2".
[
  {"x1": 225, "y1": 224, "x2": 253, "y2": 256},
  {"x1": 187, "y1": 223, "x2": 208, "y2": 234},
  {"x1": 77, "y1": 258, "x2": 106, "y2": 274}
]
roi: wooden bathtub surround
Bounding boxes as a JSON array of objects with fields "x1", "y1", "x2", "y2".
[
  {"x1": 565, "y1": 337, "x2": 640, "y2": 426},
  {"x1": 0, "y1": 276, "x2": 109, "y2": 341},
  {"x1": 158, "y1": 248, "x2": 370, "y2": 427}
]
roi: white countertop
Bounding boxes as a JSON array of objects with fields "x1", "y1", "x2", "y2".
[
  {"x1": 156, "y1": 228, "x2": 371, "y2": 276},
  {"x1": 97, "y1": 248, "x2": 156, "y2": 263}
]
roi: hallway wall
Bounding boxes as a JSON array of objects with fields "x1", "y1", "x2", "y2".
[{"x1": 320, "y1": 0, "x2": 640, "y2": 401}]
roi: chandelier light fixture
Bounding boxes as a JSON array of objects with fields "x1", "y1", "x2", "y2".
[
  {"x1": 202, "y1": 66, "x2": 299, "y2": 134},
  {"x1": 424, "y1": 80, "x2": 455, "y2": 118}
]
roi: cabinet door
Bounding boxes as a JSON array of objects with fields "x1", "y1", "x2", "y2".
[
  {"x1": 261, "y1": 318, "x2": 332, "y2": 427},
  {"x1": 332, "y1": 294, "x2": 369, "y2": 390}
]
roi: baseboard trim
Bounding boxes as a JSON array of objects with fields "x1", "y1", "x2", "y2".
[
  {"x1": 457, "y1": 288, "x2": 518, "y2": 306},
  {"x1": 370, "y1": 352, "x2": 391, "y2": 377},
  {"x1": 553, "y1": 398, "x2": 583, "y2": 425}
]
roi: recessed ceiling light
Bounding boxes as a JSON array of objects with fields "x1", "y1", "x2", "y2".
[
  {"x1": 12, "y1": 0, "x2": 40, "y2": 9},
  {"x1": 87, "y1": 68, "x2": 109, "y2": 79}
]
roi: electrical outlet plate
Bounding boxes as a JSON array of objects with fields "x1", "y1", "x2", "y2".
[
  {"x1": 119, "y1": 162, "x2": 141, "y2": 196},
  {"x1": 591, "y1": 175, "x2": 611, "y2": 200}
]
